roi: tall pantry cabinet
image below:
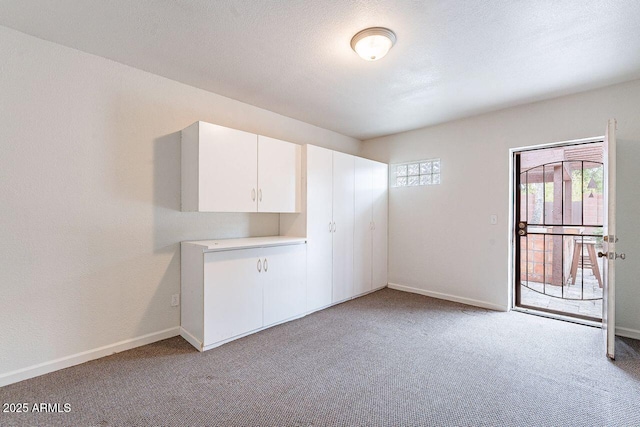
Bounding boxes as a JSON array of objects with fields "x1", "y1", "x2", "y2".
[
  {"x1": 305, "y1": 145, "x2": 355, "y2": 311},
  {"x1": 284, "y1": 145, "x2": 387, "y2": 314}
]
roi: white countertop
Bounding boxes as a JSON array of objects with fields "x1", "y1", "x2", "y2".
[{"x1": 182, "y1": 236, "x2": 307, "y2": 252}]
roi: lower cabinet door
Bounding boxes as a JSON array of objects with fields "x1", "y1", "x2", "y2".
[
  {"x1": 263, "y1": 244, "x2": 307, "y2": 326},
  {"x1": 203, "y1": 248, "x2": 263, "y2": 345}
]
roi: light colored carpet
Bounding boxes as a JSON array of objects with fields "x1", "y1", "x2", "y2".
[{"x1": 1, "y1": 288, "x2": 639, "y2": 426}]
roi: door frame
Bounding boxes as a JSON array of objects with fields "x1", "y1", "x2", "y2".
[{"x1": 507, "y1": 135, "x2": 605, "y2": 326}]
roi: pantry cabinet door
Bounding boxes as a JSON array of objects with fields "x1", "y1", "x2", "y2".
[
  {"x1": 354, "y1": 157, "x2": 373, "y2": 296},
  {"x1": 372, "y1": 161, "x2": 388, "y2": 289},
  {"x1": 306, "y1": 145, "x2": 334, "y2": 312},
  {"x1": 332, "y1": 151, "x2": 355, "y2": 303}
]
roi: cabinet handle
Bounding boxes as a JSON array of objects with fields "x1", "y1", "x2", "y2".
[
  {"x1": 257, "y1": 259, "x2": 262, "y2": 272},
  {"x1": 372, "y1": 221, "x2": 376, "y2": 230},
  {"x1": 251, "y1": 188, "x2": 256, "y2": 201},
  {"x1": 333, "y1": 222, "x2": 336, "y2": 232},
  {"x1": 259, "y1": 189, "x2": 262, "y2": 202},
  {"x1": 264, "y1": 258, "x2": 268, "y2": 272},
  {"x1": 369, "y1": 221, "x2": 373, "y2": 230},
  {"x1": 329, "y1": 221, "x2": 332, "y2": 232}
]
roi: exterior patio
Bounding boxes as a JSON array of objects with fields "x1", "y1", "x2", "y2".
[
  {"x1": 521, "y1": 253, "x2": 604, "y2": 319},
  {"x1": 517, "y1": 143, "x2": 604, "y2": 321}
]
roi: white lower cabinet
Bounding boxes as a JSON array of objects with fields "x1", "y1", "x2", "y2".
[
  {"x1": 181, "y1": 238, "x2": 306, "y2": 351},
  {"x1": 262, "y1": 244, "x2": 306, "y2": 327},
  {"x1": 203, "y1": 248, "x2": 263, "y2": 346}
]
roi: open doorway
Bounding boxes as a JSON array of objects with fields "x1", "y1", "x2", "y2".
[{"x1": 513, "y1": 140, "x2": 605, "y2": 323}]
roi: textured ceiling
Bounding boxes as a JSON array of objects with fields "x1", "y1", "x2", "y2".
[{"x1": 1, "y1": 1, "x2": 640, "y2": 140}]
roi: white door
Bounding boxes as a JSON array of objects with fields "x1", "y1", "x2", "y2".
[
  {"x1": 203, "y1": 248, "x2": 263, "y2": 345},
  {"x1": 602, "y1": 118, "x2": 618, "y2": 359},
  {"x1": 306, "y1": 145, "x2": 334, "y2": 312},
  {"x1": 354, "y1": 157, "x2": 373, "y2": 296},
  {"x1": 372, "y1": 161, "x2": 389, "y2": 289},
  {"x1": 257, "y1": 136, "x2": 301, "y2": 213},
  {"x1": 263, "y1": 244, "x2": 307, "y2": 326},
  {"x1": 198, "y1": 122, "x2": 258, "y2": 212},
  {"x1": 332, "y1": 151, "x2": 355, "y2": 303}
]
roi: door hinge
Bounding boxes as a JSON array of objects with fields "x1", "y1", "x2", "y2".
[{"x1": 517, "y1": 221, "x2": 527, "y2": 236}]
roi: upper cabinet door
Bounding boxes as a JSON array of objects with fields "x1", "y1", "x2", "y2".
[
  {"x1": 257, "y1": 136, "x2": 301, "y2": 213},
  {"x1": 182, "y1": 122, "x2": 258, "y2": 212},
  {"x1": 199, "y1": 123, "x2": 258, "y2": 212}
]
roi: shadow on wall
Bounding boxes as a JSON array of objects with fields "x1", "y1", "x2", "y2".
[
  {"x1": 152, "y1": 131, "x2": 280, "y2": 253},
  {"x1": 102, "y1": 129, "x2": 281, "y2": 338},
  {"x1": 136, "y1": 249, "x2": 182, "y2": 338},
  {"x1": 614, "y1": 138, "x2": 640, "y2": 334},
  {"x1": 154, "y1": 132, "x2": 182, "y2": 212}
]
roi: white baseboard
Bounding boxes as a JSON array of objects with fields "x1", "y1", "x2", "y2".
[
  {"x1": 179, "y1": 327, "x2": 203, "y2": 352},
  {"x1": 0, "y1": 327, "x2": 180, "y2": 387},
  {"x1": 616, "y1": 326, "x2": 640, "y2": 341},
  {"x1": 388, "y1": 283, "x2": 508, "y2": 312}
]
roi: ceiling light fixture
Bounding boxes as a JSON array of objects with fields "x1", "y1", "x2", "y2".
[{"x1": 350, "y1": 27, "x2": 396, "y2": 61}]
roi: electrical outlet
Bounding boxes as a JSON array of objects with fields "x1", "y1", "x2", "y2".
[
  {"x1": 171, "y1": 294, "x2": 180, "y2": 307},
  {"x1": 490, "y1": 214, "x2": 498, "y2": 225}
]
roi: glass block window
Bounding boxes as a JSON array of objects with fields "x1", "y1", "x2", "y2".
[{"x1": 391, "y1": 159, "x2": 441, "y2": 187}]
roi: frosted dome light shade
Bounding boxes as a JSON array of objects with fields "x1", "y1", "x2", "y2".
[{"x1": 351, "y1": 27, "x2": 396, "y2": 61}]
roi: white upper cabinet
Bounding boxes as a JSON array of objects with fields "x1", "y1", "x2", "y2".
[
  {"x1": 257, "y1": 135, "x2": 301, "y2": 213},
  {"x1": 181, "y1": 121, "x2": 300, "y2": 213},
  {"x1": 182, "y1": 121, "x2": 257, "y2": 212}
]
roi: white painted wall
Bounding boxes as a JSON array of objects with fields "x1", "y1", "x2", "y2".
[
  {"x1": 0, "y1": 26, "x2": 361, "y2": 384},
  {"x1": 361, "y1": 79, "x2": 640, "y2": 337}
]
